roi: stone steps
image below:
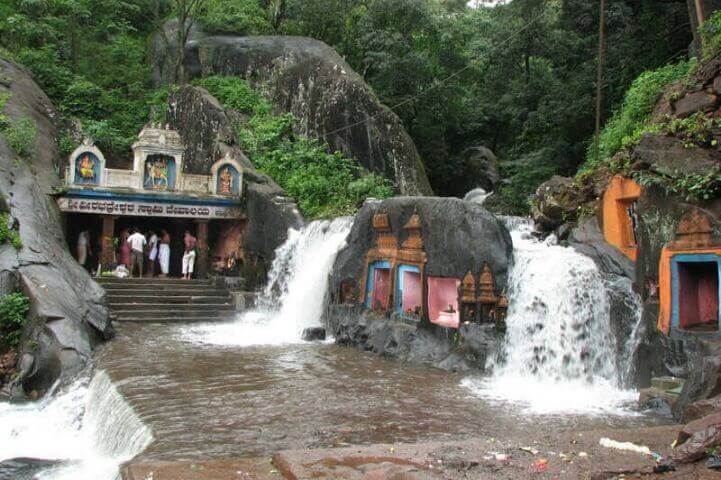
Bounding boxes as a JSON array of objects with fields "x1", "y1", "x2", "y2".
[
  {"x1": 99, "y1": 277, "x2": 236, "y2": 323},
  {"x1": 108, "y1": 295, "x2": 232, "y2": 305}
]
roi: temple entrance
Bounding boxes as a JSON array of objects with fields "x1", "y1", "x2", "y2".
[
  {"x1": 396, "y1": 265, "x2": 421, "y2": 315},
  {"x1": 365, "y1": 261, "x2": 391, "y2": 311},
  {"x1": 676, "y1": 259, "x2": 720, "y2": 332},
  {"x1": 427, "y1": 277, "x2": 460, "y2": 328},
  {"x1": 64, "y1": 213, "x2": 246, "y2": 278}
]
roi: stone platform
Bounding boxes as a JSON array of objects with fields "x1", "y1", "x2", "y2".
[{"x1": 120, "y1": 425, "x2": 721, "y2": 480}]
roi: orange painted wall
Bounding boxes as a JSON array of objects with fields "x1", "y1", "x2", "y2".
[
  {"x1": 602, "y1": 176, "x2": 642, "y2": 261},
  {"x1": 657, "y1": 246, "x2": 721, "y2": 334}
]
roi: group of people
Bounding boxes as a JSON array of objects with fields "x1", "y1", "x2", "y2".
[{"x1": 77, "y1": 227, "x2": 198, "y2": 279}]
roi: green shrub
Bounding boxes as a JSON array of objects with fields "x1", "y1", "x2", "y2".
[
  {"x1": 3, "y1": 114, "x2": 36, "y2": 160},
  {"x1": 0, "y1": 213, "x2": 21, "y2": 249},
  {"x1": 198, "y1": 75, "x2": 394, "y2": 218},
  {"x1": 582, "y1": 59, "x2": 694, "y2": 173},
  {"x1": 0, "y1": 292, "x2": 30, "y2": 348},
  {"x1": 701, "y1": 11, "x2": 721, "y2": 59},
  {"x1": 192, "y1": 76, "x2": 271, "y2": 115},
  {"x1": 199, "y1": 0, "x2": 272, "y2": 35}
]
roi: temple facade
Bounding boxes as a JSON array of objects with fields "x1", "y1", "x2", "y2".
[
  {"x1": 55, "y1": 125, "x2": 247, "y2": 277},
  {"x1": 657, "y1": 209, "x2": 721, "y2": 337}
]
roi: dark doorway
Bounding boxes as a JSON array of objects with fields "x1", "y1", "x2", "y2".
[
  {"x1": 115, "y1": 217, "x2": 196, "y2": 278},
  {"x1": 678, "y1": 261, "x2": 719, "y2": 331},
  {"x1": 64, "y1": 213, "x2": 103, "y2": 272}
]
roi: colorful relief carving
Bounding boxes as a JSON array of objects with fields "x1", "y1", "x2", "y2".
[
  {"x1": 658, "y1": 208, "x2": 721, "y2": 335},
  {"x1": 144, "y1": 156, "x2": 176, "y2": 191},
  {"x1": 359, "y1": 210, "x2": 427, "y2": 316},
  {"x1": 601, "y1": 176, "x2": 642, "y2": 261},
  {"x1": 458, "y1": 264, "x2": 507, "y2": 328},
  {"x1": 74, "y1": 152, "x2": 101, "y2": 185},
  {"x1": 216, "y1": 164, "x2": 241, "y2": 196}
]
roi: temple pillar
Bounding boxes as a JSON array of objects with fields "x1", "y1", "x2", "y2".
[
  {"x1": 196, "y1": 219, "x2": 209, "y2": 278},
  {"x1": 100, "y1": 215, "x2": 116, "y2": 268}
]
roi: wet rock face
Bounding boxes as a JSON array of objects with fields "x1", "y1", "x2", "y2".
[
  {"x1": 0, "y1": 57, "x2": 111, "y2": 399},
  {"x1": 152, "y1": 29, "x2": 433, "y2": 196},
  {"x1": 330, "y1": 306, "x2": 502, "y2": 372}
]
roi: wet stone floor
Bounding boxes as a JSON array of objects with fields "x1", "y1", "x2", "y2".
[{"x1": 94, "y1": 323, "x2": 669, "y2": 462}]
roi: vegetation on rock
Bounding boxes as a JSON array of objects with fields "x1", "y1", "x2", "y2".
[
  {"x1": 194, "y1": 76, "x2": 394, "y2": 218},
  {"x1": 0, "y1": 292, "x2": 29, "y2": 349},
  {"x1": 0, "y1": 213, "x2": 22, "y2": 250},
  {"x1": 0, "y1": 92, "x2": 36, "y2": 161}
]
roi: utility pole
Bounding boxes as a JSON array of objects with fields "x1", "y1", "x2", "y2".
[
  {"x1": 593, "y1": 0, "x2": 606, "y2": 166},
  {"x1": 694, "y1": 0, "x2": 705, "y2": 28}
]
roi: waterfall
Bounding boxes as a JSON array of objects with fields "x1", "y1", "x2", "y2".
[
  {"x1": 182, "y1": 217, "x2": 354, "y2": 346},
  {"x1": 463, "y1": 217, "x2": 642, "y2": 415},
  {"x1": 0, "y1": 370, "x2": 152, "y2": 479}
]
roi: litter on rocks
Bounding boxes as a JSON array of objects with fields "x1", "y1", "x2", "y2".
[{"x1": 599, "y1": 437, "x2": 652, "y2": 456}]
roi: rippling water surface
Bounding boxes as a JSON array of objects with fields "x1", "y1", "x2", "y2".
[{"x1": 95, "y1": 322, "x2": 667, "y2": 461}]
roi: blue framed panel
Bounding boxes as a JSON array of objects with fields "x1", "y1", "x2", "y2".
[
  {"x1": 395, "y1": 264, "x2": 420, "y2": 313},
  {"x1": 365, "y1": 260, "x2": 391, "y2": 309},
  {"x1": 670, "y1": 253, "x2": 721, "y2": 330}
]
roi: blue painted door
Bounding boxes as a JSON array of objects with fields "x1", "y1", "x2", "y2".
[{"x1": 365, "y1": 260, "x2": 391, "y2": 308}]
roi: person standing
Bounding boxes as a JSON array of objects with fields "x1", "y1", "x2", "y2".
[
  {"x1": 158, "y1": 229, "x2": 171, "y2": 277},
  {"x1": 127, "y1": 228, "x2": 147, "y2": 278},
  {"x1": 146, "y1": 230, "x2": 158, "y2": 277},
  {"x1": 77, "y1": 230, "x2": 92, "y2": 269},
  {"x1": 118, "y1": 228, "x2": 131, "y2": 269},
  {"x1": 182, "y1": 230, "x2": 197, "y2": 280}
]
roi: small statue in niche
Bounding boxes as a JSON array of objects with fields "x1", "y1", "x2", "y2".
[
  {"x1": 219, "y1": 166, "x2": 234, "y2": 194},
  {"x1": 146, "y1": 158, "x2": 169, "y2": 190},
  {"x1": 78, "y1": 154, "x2": 96, "y2": 180}
]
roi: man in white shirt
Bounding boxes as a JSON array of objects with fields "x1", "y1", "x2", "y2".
[{"x1": 127, "y1": 228, "x2": 147, "y2": 278}]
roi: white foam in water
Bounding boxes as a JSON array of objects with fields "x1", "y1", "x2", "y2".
[
  {"x1": 0, "y1": 370, "x2": 153, "y2": 479},
  {"x1": 182, "y1": 217, "x2": 353, "y2": 346},
  {"x1": 462, "y1": 217, "x2": 640, "y2": 415}
]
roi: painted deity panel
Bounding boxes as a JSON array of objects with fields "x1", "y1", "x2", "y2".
[
  {"x1": 144, "y1": 155, "x2": 176, "y2": 191},
  {"x1": 74, "y1": 152, "x2": 101, "y2": 185},
  {"x1": 216, "y1": 164, "x2": 240, "y2": 196}
]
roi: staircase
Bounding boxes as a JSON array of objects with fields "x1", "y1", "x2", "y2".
[{"x1": 98, "y1": 277, "x2": 236, "y2": 323}]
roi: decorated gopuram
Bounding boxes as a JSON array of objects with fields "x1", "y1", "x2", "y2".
[{"x1": 55, "y1": 124, "x2": 247, "y2": 277}]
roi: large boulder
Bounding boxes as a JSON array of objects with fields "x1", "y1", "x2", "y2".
[
  {"x1": 330, "y1": 197, "x2": 513, "y2": 295},
  {"x1": 327, "y1": 197, "x2": 512, "y2": 370},
  {"x1": 164, "y1": 84, "x2": 303, "y2": 267},
  {"x1": 459, "y1": 146, "x2": 499, "y2": 193},
  {"x1": 531, "y1": 175, "x2": 582, "y2": 233},
  {"x1": 0, "y1": 57, "x2": 112, "y2": 399},
  {"x1": 151, "y1": 26, "x2": 433, "y2": 196}
]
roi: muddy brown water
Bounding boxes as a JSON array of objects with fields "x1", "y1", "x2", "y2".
[{"x1": 94, "y1": 323, "x2": 669, "y2": 462}]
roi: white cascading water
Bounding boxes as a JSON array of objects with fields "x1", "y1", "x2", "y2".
[
  {"x1": 0, "y1": 370, "x2": 152, "y2": 479},
  {"x1": 183, "y1": 216, "x2": 353, "y2": 346},
  {"x1": 463, "y1": 217, "x2": 641, "y2": 415}
]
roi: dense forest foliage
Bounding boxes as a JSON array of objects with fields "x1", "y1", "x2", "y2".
[{"x1": 0, "y1": 0, "x2": 694, "y2": 214}]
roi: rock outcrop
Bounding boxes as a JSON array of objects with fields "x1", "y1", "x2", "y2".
[
  {"x1": 531, "y1": 175, "x2": 584, "y2": 233},
  {"x1": 0, "y1": 57, "x2": 112, "y2": 399},
  {"x1": 152, "y1": 25, "x2": 433, "y2": 196},
  {"x1": 164, "y1": 84, "x2": 303, "y2": 271},
  {"x1": 326, "y1": 196, "x2": 512, "y2": 370},
  {"x1": 459, "y1": 146, "x2": 499, "y2": 193},
  {"x1": 330, "y1": 197, "x2": 513, "y2": 294}
]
